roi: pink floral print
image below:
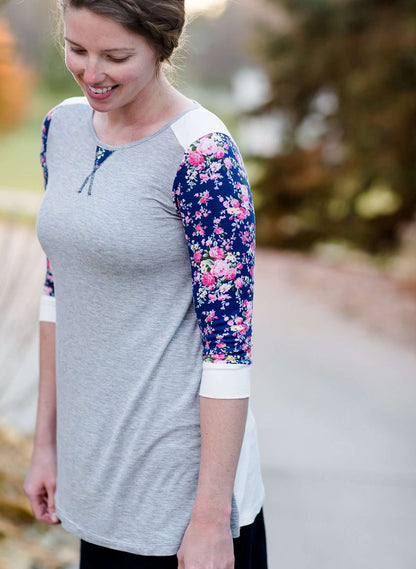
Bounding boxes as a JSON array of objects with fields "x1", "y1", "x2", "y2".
[
  {"x1": 40, "y1": 109, "x2": 57, "y2": 298},
  {"x1": 43, "y1": 258, "x2": 55, "y2": 296},
  {"x1": 172, "y1": 132, "x2": 255, "y2": 364}
]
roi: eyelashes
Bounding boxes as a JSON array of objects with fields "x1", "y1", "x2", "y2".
[{"x1": 68, "y1": 47, "x2": 131, "y2": 63}]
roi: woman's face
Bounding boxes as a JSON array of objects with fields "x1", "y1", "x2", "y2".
[{"x1": 64, "y1": 7, "x2": 159, "y2": 112}]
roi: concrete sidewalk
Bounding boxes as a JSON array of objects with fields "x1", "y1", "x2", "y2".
[{"x1": 252, "y1": 250, "x2": 416, "y2": 568}]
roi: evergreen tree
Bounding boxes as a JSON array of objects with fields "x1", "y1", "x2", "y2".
[{"x1": 253, "y1": 0, "x2": 416, "y2": 253}]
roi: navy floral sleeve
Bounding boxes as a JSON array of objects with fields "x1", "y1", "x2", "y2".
[
  {"x1": 40, "y1": 108, "x2": 56, "y2": 298},
  {"x1": 173, "y1": 132, "x2": 255, "y2": 365}
]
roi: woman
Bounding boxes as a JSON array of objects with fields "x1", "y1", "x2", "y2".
[{"x1": 24, "y1": 1, "x2": 267, "y2": 568}]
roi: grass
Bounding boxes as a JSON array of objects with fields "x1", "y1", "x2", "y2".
[{"x1": 0, "y1": 124, "x2": 44, "y2": 193}]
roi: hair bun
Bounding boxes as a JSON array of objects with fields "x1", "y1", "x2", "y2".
[{"x1": 60, "y1": 0, "x2": 185, "y2": 65}]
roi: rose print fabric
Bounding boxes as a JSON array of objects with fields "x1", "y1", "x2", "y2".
[
  {"x1": 40, "y1": 109, "x2": 56, "y2": 298},
  {"x1": 43, "y1": 258, "x2": 55, "y2": 297},
  {"x1": 172, "y1": 132, "x2": 255, "y2": 365},
  {"x1": 40, "y1": 107, "x2": 56, "y2": 189}
]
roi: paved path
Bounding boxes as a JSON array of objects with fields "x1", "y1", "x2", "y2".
[
  {"x1": 1, "y1": 217, "x2": 416, "y2": 568},
  {"x1": 0, "y1": 186, "x2": 43, "y2": 218},
  {"x1": 252, "y1": 251, "x2": 416, "y2": 568},
  {"x1": 0, "y1": 218, "x2": 45, "y2": 433}
]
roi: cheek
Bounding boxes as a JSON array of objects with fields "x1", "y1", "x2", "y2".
[
  {"x1": 65, "y1": 51, "x2": 81, "y2": 76},
  {"x1": 124, "y1": 62, "x2": 157, "y2": 86}
]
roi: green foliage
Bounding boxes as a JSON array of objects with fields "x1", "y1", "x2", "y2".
[
  {"x1": 0, "y1": 87, "x2": 74, "y2": 192},
  {"x1": 253, "y1": 0, "x2": 416, "y2": 253},
  {"x1": 39, "y1": 42, "x2": 81, "y2": 98}
]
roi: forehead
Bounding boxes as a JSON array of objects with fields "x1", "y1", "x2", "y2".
[{"x1": 63, "y1": 6, "x2": 149, "y2": 50}]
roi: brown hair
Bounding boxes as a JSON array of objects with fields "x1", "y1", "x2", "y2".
[{"x1": 58, "y1": 0, "x2": 185, "y2": 73}]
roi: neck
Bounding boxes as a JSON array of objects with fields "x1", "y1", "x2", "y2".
[{"x1": 95, "y1": 72, "x2": 176, "y2": 132}]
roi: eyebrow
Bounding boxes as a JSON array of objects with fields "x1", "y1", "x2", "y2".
[{"x1": 64, "y1": 37, "x2": 136, "y2": 53}]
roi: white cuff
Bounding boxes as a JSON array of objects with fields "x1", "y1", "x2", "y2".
[
  {"x1": 199, "y1": 362, "x2": 250, "y2": 399},
  {"x1": 39, "y1": 295, "x2": 56, "y2": 322}
]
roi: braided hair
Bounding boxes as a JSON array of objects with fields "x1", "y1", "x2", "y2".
[{"x1": 59, "y1": 0, "x2": 185, "y2": 69}]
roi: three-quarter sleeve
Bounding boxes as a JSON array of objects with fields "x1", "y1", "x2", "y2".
[
  {"x1": 172, "y1": 132, "x2": 255, "y2": 398},
  {"x1": 39, "y1": 108, "x2": 56, "y2": 323}
]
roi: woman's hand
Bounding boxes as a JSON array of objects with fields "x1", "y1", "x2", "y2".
[
  {"x1": 23, "y1": 446, "x2": 60, "y2": 525},
  {"x1": 177, "y1": 514, "x2": 234, "y2": 569}
]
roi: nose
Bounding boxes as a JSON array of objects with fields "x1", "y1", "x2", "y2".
[{"x1": 82, "y1": 57, "x2": 106, "y2": 86}]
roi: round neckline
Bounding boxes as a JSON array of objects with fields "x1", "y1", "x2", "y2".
[{"x1": 88, "y1": 100, "x2": 201, "y2": 150}]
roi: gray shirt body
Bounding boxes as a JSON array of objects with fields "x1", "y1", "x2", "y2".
[{"x1": 36, "y1": 97, "x2": 264, "y2": 555}]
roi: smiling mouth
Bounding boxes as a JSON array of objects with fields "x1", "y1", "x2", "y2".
[{"x1": 87, "y1": 84, "x2": 119, "y2": 94}]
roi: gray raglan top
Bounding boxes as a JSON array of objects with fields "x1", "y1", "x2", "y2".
[{"x1": 36, "y1": 97, "x2": 264, "y2": 555}]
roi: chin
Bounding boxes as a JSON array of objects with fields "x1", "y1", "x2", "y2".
[{"x1": 85, "y1": 90, "x2": 117, "y2": 109}]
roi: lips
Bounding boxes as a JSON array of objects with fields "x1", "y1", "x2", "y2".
[{"x1": 84, "y1": 82, "x2": 119, "y2": 100}]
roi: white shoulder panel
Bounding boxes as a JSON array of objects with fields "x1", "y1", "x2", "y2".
[
  {"x1": 59, "y1": 96, "x2": 90, "y2": 108},
  {"x1": 171, "y1": 106, "x2": 232, "y2": 150}
]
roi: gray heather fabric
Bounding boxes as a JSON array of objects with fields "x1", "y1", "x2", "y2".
[{"x1": 36, "y1": 98, "x2": 241, "y2": 555}]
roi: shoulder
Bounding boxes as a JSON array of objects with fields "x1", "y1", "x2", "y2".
[
  {"x1": 171, "y1": 105, "x2": 246, "y2": 175},
  {"x1": 41, "y1": 96, "x2": 90, "y2": 131},
  {"x1": 41, "y1": 96, "x2": 91, "y2": 160},
  {"x1": 171, "y1": 104, "x2": 233, "y2": 151},
  {"x1": 171, "y1": 106, "x2": 247, "y2": 182},
  {"x1": 40, "y1": 98, "x2": 88, "y2": 185}
]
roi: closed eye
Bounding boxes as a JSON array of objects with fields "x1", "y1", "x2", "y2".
[
  {"x1": 69, "y1": 47, "x2": 129, "y2": 63},
  {"x1": 107, "y1": 56, "x2": 130, "y2": 63}
]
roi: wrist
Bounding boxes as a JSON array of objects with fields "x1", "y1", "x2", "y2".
[
  {"x1": 33, "y1": 435, "x2": 56, "y2": 453},
  {"x1": 191, "y1": 498, "x2": 232, "y2": 525}
]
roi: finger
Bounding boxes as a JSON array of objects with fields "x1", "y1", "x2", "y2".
[
  {"x1": 176, "y1": 552, "x2": 184, "y2": 569},
  {"x1": 30, "y1": 490, "x2": 52, "y2": 523},
  {"x1": 46, "y1": 483, "x2": 60, "y2": 524}
]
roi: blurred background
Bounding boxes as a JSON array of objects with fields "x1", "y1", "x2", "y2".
[{"x1": 1, "y1": 0, "x2": 416, "y2": 567}]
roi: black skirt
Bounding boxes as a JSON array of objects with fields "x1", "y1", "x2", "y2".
[{"x1": 79, "y1": 507, "x2": 268, "y2": 569}]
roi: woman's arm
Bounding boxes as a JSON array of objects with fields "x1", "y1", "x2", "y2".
[
  {"x1": 24, "y1": 106, "x2": 60, "y2": 524},
  {"x1": 193, "y1": 397, "x2": 248, "y2": 520},
  {"x1": 33, "y1": 321, "x2": 57, "y2": 450},
  {"x1": 24, "y1": 321, "x2": 60, "y2": 524},
  {"x1": 177, "y1": 397, "x2": 248, "y2": 569},
  {"x1": 173, "y1": 131, "x2": 256, "y2": 568}
]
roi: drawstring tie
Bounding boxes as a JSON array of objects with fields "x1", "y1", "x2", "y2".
[{"x1": 78, "y1": 146, "x2": 114, "y2": 195}]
